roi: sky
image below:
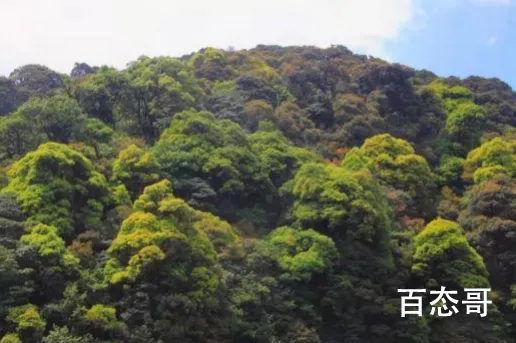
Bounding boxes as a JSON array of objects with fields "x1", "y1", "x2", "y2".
[{"x1": 0, "y1": 0, "x2": 514, "y2": 88}]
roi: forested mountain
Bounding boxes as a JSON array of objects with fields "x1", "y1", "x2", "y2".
[{"x1": 0, "y1": 45, "x2": 516, "y2": 342}]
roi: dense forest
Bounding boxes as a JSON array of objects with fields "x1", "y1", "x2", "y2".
[{"x1": 0, "y1": 45, "x2": 515, "y2": 342}]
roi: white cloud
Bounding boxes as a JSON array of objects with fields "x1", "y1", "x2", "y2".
[
  {"x1": 487, "y1": 36, "x2": 498, "y2": 46},
  {"x1": 0, "y1": 0, "x2": 420, "y2": 75}
]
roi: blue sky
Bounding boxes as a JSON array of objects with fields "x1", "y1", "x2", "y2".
[
  {"x1": 385, "y1": 0, "x2": 516, "y2": 88},
  {"x1": 0, "y1": 0, "x2": 514, "y2": 89}
]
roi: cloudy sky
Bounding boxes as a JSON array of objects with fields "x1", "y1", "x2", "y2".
[{"x1": 0, "y1": 0, "x2": 515, "y2": 86}]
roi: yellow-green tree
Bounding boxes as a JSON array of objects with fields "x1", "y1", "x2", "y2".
[
  {"x1": 3, "y1": 143, "x2": 112, "y2": 239},
  {"x1": 412, "y1": 219, "x2": 510, "y2": 343},
  {"x1": 105, "y1": 180, "x2": 237, "y2": 341},
  {"x1": 342, "y1": 133, "x2": 437, "y2": 217},
  {"x1": 463, "y1": 137, "x2": 516, "y2": 184},
  {"x1": 427, "y1": 80, "x2": 486, "y2": 156},
  {"x1": 6, "y1": 304, "x2": 46, "y2": 343},
  {"x1": 112, "y1": 144, "x2": 160, "y2": 199}
]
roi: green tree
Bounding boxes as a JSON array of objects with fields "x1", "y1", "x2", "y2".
[
  {"x1": 0, "y1": 334, "x2": 21, "y2": 343},
  {"x1": 463, "y1": 136, "x2": 516, "y2": 184},
  {"x1": 0, "y1": 77, "x2": 20, "y2": 116},
  {"x1": 105, "y1": 180, "x2": 234, "y2": 342},
  {"x1": 42, "y1": 326, "x2": 92, "y2": 343},
  {"x1": 9, "y1": 64, "x2": 64, "y2": 100},
  {"x1": 249, "y1": 123, "x2": 318, "y2": 189},
  {"x1": 458, "y1": 175, "x2": 516, "y2": 330},
  {"x1": 227, "y1": 226, "x2": 336, "y2": 342},
  {"x1": 3, "y1": 142, "x2": 111, "y2": 238},
  {"x1": 71, "y1": 66, "x2": 127, "y2": 127},
  {"x1": 0, "y1": 113, "x2": 41, "y2": 158},
  {"x1": 261, "y1": 226, "x2": 337, "y2": 282},
  {"x1": 427, "y1": 80, "x2": 486, "y2": 156},
  {"x1": 342, "y1": 133, "x2": 437, "y2": 217},
  {"x1": 412, "y1": 219, "x2": 511, "y2": 343},
  {"x1": 119, "y1": 56, "x2": 204, "y2": 142},
  {"x1": 14, "y1": 94, "x2": 86, "y2": 143},
  {"x1": 152, "y1": 109, "x2": 274, "y2": 224},
  {"x1": 290, "y1": 162, "x2": 401, "y2": 341},
  {"x1": 0, "y1": 194, "x2": 25, "y2": 247},
  {"x1": 412, "y1": 219, "x2": 489, "y2": 288},
  {"x1": 7, "y1": 304, "x2": 46, "y2": 343},
  {"x1": 332, "y1": 93, "x2": 385, "y2": 147},
  {"x1": 70, "y1": 62, "x2": 98, "y2": 80},
  {"x1": 15, "y1": 223, "x2": 79, "y2": 305},
  {"x1": 241, "y1": 100, "x2": 274, "y2": 132},
  {"x1": 189, "y1": 47, "x2": 235, "y2": 81},
  {"x1": 19, "y1": 224, "x2": 79, "y2": 270},
  {"x1": 112, "y1": 144, "x2": 160, "y2": 199},
  {"x1": 273, "y1": 100, "x2": 317, "y2": 146}
]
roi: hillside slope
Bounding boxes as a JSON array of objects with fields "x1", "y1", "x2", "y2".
[{"x1": 0, "y1": 45, "x2": 515, "y2": 343}]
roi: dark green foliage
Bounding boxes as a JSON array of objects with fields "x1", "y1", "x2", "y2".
[
  {"x1": 42, "y1": 326, "x2": 92, "y2": 343},
  {"x1": 9, "y1": 64, "x2": 64, "y2": 100},
  {"x1": 0, "y1": 194, "x2": 24, "y2": 247},
  {"x1": 120, "y1": 56, "x2": 204, "y2": 142},
  {"x1": 70, "y1": 63, "x2": 99, "y2": 80},
  {"x1": 457, "y1": 175, "x2": 516, "y2": 332},
  {"x1": 152, "y1": 109, "x2": 275, "y2": 226},
  {"x1": 0, "y1": 113, "x2": 41, "y2": 159},
  {"x1": 15, "y1": 94, "x2": 86, "y2": 143},
  {"x1": 0, "y1": 93, "x2": 110, "y2": 159},
  {"x1": 71, "y1": 66, "x2": 127, "y2": 128},
  {"x1": 249, "y1": 123, "x2": 319, "y2": 189},
  {"x1": 0, "y1": 77, "x2": 20, "y2": 116},
  {"x1": 289, "y1": 162, "x2": 414, "y2": 342}
]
